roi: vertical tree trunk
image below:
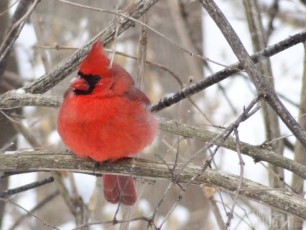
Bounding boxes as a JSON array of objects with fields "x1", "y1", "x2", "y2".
[{"x1": 0, "y1": 0, "x2": 20, "y2": 228}]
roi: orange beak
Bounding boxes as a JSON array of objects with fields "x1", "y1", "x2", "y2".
[{"x1": 71, "y1": 76, "x2": 89, "y2": 91}]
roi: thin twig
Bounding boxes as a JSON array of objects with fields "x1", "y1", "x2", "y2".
[
  {"x1": 158, "y1": 195, "x2": 182, "y2": 230},
  {"x1": 22, "y1": 0, "x2": 160, "y2": 95},
  {"x1": 137, "y1": 14, "x2": 148, "y2": 87},
  {"x1": 56, "y1": 0, "x2": 225, "y2": 68},
  {"x1": 225, "y1": 129, "x2": 245, "y2": 229},
  {"x1": 0, "y1": 0, "x2": 40, "y2": 68},
  {"x1": 150, "y1": 182, "x2": 173, "y2": 225},
  {"x1": 179, "y1": 96, "x2": 260, "y2": 173},
  {"x1": 0, "y1": 198, "x2": 60, "y2": 230},
  {"x1": 8, "y1": 191, "x2": 59, "y2": 230},
  {"x1": 0, "y1": 176, "x2": 54, "y2": 198}
]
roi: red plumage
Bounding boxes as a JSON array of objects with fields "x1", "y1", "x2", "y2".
[{"x1": 57, "y1": 40, "x2": 157, "y2": 205}]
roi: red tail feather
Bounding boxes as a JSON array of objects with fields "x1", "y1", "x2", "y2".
[{"x1": 103, "y1": 175, "x2": 137, "y2": 205}]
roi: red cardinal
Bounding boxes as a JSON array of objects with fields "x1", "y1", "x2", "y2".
[{"x1": 57, "y1": 40, "x2": 157, "y2": 205}]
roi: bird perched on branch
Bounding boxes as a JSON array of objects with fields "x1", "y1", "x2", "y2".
[{"x1": 57, "y1": 40, "x2": 157, "y2": 205}]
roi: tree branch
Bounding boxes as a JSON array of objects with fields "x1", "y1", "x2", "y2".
[
  {"x1": 159, "y1": 119, "x2": 306, "y2": 179},
  {"x1": 0, "y1": 151, "x2": 305, "y2": 219},
  {"x1": 22, "y1": 0, "x2": 159, "y2": 95},
  {"x1": 150, "y1": 31, "x2": 306, "y2": 112},
  {"x1": 0, "y1": 92, "x2": 305, "y2": 181},
  {"x1": 199, "y1": 0, "x2": 306, "y2": 148},
  {"x1": 0, "y1": 91, "x2": 61, "y2": 109},
  {"x1": 0, "y1": 0, "x2": 40, "y2": 74},
  {"x1": 0, "y1": 31, "x2": 305, "y2": 111}
]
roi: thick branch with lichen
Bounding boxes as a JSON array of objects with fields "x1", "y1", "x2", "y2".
[{"x1": 0, "y1": 151, "x2": 305, "y2": 219}]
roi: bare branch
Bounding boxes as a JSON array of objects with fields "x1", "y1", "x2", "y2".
[
  {"x1": 0, "y1": 152, "x2": 305, "y2": 219},
  {"x1": 0, "y1": 0, "x2": 40, "y2": 72},
  {"x1": 150, "y1": 31, "x2": 306, "y2": 112},
  {"x1": 8, "y1": 191, "x2": 59, "y2": 230},
  {"x1": 0, "y1": 91, "x2": 61, "y2": 109},
  {"x1": 199, "y1": 0, "x2": 306, "y2": 147},
  {"x1": 0, "y1": 197, "x2": 60, "y2": 230},
  {"x1": 22, "y1": 0, "x2": 159, "y2": 95},
  {"x1": 0, "y1": 31, "x2": 304, "y2": 113},
  {"x1": 159, "y1": 119, "x2": 306, "y2": 180},
  {"x1": 0, "y1": 176, "x2": 54, "y2": 198}
]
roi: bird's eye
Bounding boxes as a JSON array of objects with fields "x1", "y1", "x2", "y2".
[
  {"x1": 85, "y1": 75, "x2": 101, "y2": 88},
  {"x1": 90, "y1": 75, "x2": 101, "y2": 84}
]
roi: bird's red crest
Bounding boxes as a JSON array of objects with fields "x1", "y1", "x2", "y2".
[{"x1": 79, "y1": 40, "x2": 110, "y2": 75}]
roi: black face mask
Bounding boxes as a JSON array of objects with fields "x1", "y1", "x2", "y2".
[{"x1": 73, "y1": 72, "x2": 101, "y2": 95}]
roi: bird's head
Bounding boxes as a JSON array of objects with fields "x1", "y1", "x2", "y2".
[{"x1": 71, "y1": 40, "x2": 134, "y2": 96}]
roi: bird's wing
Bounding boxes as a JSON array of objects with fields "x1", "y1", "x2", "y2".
[{"x1": 125, "y1": 86, "x2": 151, "y2": 106}]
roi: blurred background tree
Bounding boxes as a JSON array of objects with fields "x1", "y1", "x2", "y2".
[{"x1": 0, "y1": 0, "x2": 305, "y2": 229}]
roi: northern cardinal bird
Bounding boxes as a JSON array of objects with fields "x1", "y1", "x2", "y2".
[{"x1": 57, "y1": 40, "x2": 157, "y2": 205}]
